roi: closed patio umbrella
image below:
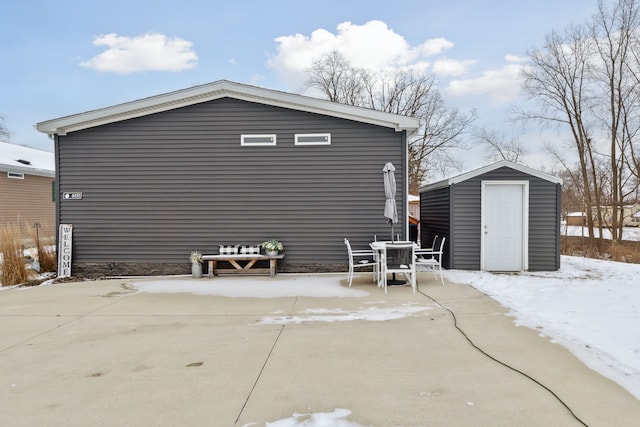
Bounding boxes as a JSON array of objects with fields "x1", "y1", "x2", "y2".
[
  {"x1": 383, "y1": 162, "x2": 405, "y2": 285},
  {"x1": 383, "y1": 162, "x2": 398, "y2": 241}
]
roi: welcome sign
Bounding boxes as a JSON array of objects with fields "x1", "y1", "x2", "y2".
[{"x1": 58, "y1": 224, "x2": 73, "y2": 277}]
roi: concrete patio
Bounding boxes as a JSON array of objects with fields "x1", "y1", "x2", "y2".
[{"x1": 1, "y1": 273, "x2": 638, "y2": 426}]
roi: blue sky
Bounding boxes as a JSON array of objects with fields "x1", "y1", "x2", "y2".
[{"x1": 1, "y1": 0, "x2": 599, "y2": 171}]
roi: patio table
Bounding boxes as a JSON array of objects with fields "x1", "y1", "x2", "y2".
[{"x1": 370, "y1": 241, "x2": 418, "y2": 286}]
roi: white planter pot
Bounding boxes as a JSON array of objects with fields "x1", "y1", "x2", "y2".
[
  {"x1": 266, "y1": 250, "x2": 279, "y2": 256},
  {"x1": 192, "y1": 263, "x2": 203, "y2": 278}
]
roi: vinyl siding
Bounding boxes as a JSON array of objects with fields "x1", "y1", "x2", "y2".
[
  {"x1": 56, "y1": 97, "x2": 407, "y2": 268},
  {"x1": 419, "y1": 187, "x2": 450, "y2": 268},
  {"x1": 0, "y1": 173, "x2": 56, "y2": 239},
  {"x1": 528, "y1": 181, "x2": 561, "y2": 270},
  {"x1": 450, "y1": 181, "x2": 482, "y2": 270}
]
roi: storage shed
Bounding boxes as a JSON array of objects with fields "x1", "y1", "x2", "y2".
[{"x1": 419, "y1": 161, "x2": 562, "y2": 272}]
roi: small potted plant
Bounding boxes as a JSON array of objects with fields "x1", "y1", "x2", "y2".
[
  {"x1": 261, "y1": 239, "x2": 283, "y2": 256},
  {"x1": 190, "y1": 250, "x2": 203, "y2": 278}
]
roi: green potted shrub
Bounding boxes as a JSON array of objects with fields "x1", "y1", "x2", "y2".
[{"x1": 261, "y1": 239, "x2": 283, "y2": 256}]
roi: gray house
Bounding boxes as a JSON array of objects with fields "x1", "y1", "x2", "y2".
[
  {"x1": 36, "y1": 80, "x2": 420, "y2": 276},
  {"x1": 419, "y1": 161, "x2": 562, "y2": 272}
]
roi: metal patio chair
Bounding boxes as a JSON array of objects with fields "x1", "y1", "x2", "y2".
[
  {"x1": 416, "y1": 236, "x2": 445, "y2": 285},
  {"x1": 379, "y1": 242, "x2": 416, "y2": 294},
  {"x1": 344, "y1": 238, "x2": 377, "y2": 287}
]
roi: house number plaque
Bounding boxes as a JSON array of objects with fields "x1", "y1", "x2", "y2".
[{"x1": 63, "y1": 192, "x2": 83, "y2": 200}]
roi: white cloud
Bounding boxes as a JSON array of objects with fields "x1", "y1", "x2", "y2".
[
  {"x1": 504, "y1": 54, "x2": 528, "y2": 63},
  {"x1": 269, "y1": 20, "x2": 454, "y2": 87},
  {"x1": 416, "y1": 37, "x2": 454, "y2": 56},
  {"x1": 432, "y1": 57, "x2": 476, "y2": 76},
  {"x1": 81, "y1": 33, "x2": 197, "y2": 74},
  {"x1": 270, "y1": 23, "x2": 526, "y2": 104},
  {"x1": 446, "y1": 55, "x2": 527, "y2": 102}
]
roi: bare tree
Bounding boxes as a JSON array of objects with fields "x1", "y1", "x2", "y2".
[
  {"x1": 305, "y1": 50, "x2": 368, "y2": 105},
  {"x1": 305, "y1": 51, "x2": 475, "y2": 193},
  {"x1": 590, "y1": 0, "x2": 640, "y2": 240},
  {"x1": 521, "y1": 25, "x2": 602, "y2": 242},
  {"x1": 474, "y1": 128, "x2": 526, "y2": 162},
  {"x1": 409, "y1": 91, "x2": 475, "y2": 192},
  {"x1": 0, "y1": 115, "x2": 10, "y2": 140}
]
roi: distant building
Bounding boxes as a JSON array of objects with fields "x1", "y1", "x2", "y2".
[
  {"x1": 0, "y1": 141, "x2": 55, "y2": 239},
  {"x1": 565, "y1": 212, "x2": 587, "y2": 226},
  {"x1": 600, "y1": 204, "x2": 640, "y2": 227}
]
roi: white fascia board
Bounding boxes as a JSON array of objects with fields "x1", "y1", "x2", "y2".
[
  {"x1": 447, "y1": 160, "x2": 563, "y2": 185},
  {"x1": 36, "y1": 80, "x2": 421, "y2": 136},
  {"x1": 0, "y1": 164, "x2": 55, "y2": 178},
  {"x1": 419, "y1": 160, "x2": 562, "y2": 193},
  {"x1": 418, "y1": 178, "x2": 450, "y2": 193}
]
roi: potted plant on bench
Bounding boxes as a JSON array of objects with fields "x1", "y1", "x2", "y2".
[{"x1": 261, "y1": 239, "x2": 283, "y2": 256}]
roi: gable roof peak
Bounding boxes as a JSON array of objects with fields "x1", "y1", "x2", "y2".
[
  {"x1": 36, "y1": 80, "x2": 420, "y2": 136},
  {"x1": 419, "y1": 160, "x2": 562, "y2": 193}
]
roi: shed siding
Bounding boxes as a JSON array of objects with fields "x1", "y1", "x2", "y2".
[
  {"x1": 528, "y1": 181, "x2": 561, "y2": 271},
  {"x1": 450, "y1": 181, "x2": 482, "y2": 270},
  {"x1": 56, "y1": 97, "x2": 406, "y2": 270},
  {"x1": 419, "y1": 187, "x2": 450, "y2": 267}
]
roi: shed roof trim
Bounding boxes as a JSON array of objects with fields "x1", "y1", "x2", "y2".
[
  {"x1": 419, "y1": 160, "x2": 563, "y2": 192},
  {"x1": 36, "y1": 80, "x2": 421, "y2": 136}
]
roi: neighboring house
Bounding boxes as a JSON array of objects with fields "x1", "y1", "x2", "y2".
[
  {"x1": 565, "y1": 212, "x2": 587, "y2": 226},
  {"x1": 596, "y1": 203, "x2": 640, "y2": 227},
  {"x1": 419, "y1": 161, "x2": 563, "y2": 272},
  {"x1": 36, "y1": 80, "x2": 420, "y2": 276},
  {"x1": 0, "y1": 141, "x2": 55, "y2": 240}
]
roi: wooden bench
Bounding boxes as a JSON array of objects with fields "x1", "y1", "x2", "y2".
[{"x1": 202, "y1": 253, "x2": 285, "y2": 278}]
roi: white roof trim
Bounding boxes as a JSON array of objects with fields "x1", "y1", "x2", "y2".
[
  {"x1": 1, "y1": 164, "x2": 55, "y2": 178},
  {"x1": 36, "y1": 80, "x2": 421, "y2": 136},
  {"x1": 0, "y1": 141, "x2": 55, "y2": 177},
  {"x1": 419, "y1": 160, "x2": 562, "y2": 192}
]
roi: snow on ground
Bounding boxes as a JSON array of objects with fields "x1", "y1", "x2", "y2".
[
  {"x1": 447, "y1": 255, "x2": 640, "y2": 400},
  {"x1": 133, "y1": 274, "x2": 431, "y2": 325},
  {"x1": 133, "y1": 274, "x2": 369, "y2": 298},
  {"x1": 562, "y1": 224, "x2": 640, "y2": 240},
  {"x1": 242, "y1": 408, "x2": 363, "y2": 427}
]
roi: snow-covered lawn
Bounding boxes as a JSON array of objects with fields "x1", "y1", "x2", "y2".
[
  {"x1": 562, "y1": 224, "x2": 640, "y2": 241},
  {"x1": 447, "y1": 255, "x2": 640, "y2": 400}
]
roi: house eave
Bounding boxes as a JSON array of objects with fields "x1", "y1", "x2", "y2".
[
  {"x1": 1, "y1": 164, "x2": 55, "y2": 178},
  {"x1": 36, "y1": 80, "x2": 421, "y2": 136}
]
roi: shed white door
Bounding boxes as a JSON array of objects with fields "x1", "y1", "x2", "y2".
[{"x1": 482, "y1": 182, "x2": 527, "y2": 271}]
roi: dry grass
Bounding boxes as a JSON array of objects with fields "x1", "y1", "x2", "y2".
[
  {"x1": 561, "y1": 236, "x2": 640, "y2": 264},
  {"x1": 0, "y1": 222, "x2": 31, "y2": 286},
  {"x1": 38, "y1": 245, "x2": 57, "y2": 273},
  {"x1": 26, "y1": 224, "x2": 57, "y2": 273}
]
